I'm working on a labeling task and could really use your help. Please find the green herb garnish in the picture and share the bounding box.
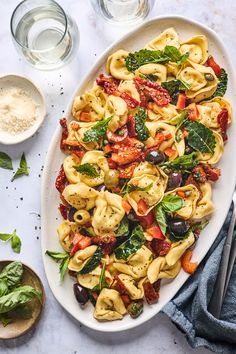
[120,181,153,196]
[0,230,22,254]
[0,152,13,170]
[114,225,145,260]
[83,117,112,143]
[11,153,29,182]
[115,216,130,237]
[134,107,150,141]
[161,152,199,171]
[161,80,190,104]
[79,246,103,274]
[74,163,99,177]
[184,121,216,154]
[45,251,70,281]
[92,261,108,293]
[209,68,228,98]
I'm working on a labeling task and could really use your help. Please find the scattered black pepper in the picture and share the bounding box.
[35,226,37,230]
[37,236,39,240]
[20,197,23,201]
[38,174,41,178]
[6,186,8,189]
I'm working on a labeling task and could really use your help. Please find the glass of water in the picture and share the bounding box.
[91,0,150,24]
[10,0,79,70]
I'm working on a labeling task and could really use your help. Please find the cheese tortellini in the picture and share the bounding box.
[180,35,208,64]
[145,27,180,50]
[62,182,98,210]
[167,185,200,219]
[68,245,98,272]
[94,289,127,321]
[78,151,109,187]
[106,49,134,80]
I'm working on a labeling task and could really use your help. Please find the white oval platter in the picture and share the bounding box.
[41,15,236,332]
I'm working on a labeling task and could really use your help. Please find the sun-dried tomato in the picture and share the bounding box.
[58,204,68,219]
[120,92,139,108]
[192,166,207,183]
[134,77,171,107]
[203,164,221,182]
[55,165,68,193]
[217,108,228,141]
[121,294,132,307]
[150,239,171,257]
[91,235,117,255]
[60,118,69,151]
[114,275,128,295]
[143,281,161,304]
[96,74,120,95]
[118,162,137,179]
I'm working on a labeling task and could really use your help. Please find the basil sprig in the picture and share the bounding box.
[0,230,22,253]
[114,225,145,260]
[46,251,70,281]
[74,163,99,177]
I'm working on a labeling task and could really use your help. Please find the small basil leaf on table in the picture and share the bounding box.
[10,230,22,253]
[114,225,145,260]
[79,246,103,274]
[0,261,23,287]
[0,285,42,314]
[184,121,216,154]
[11,153,29,181]
[0,152,13,170]
[74,163,99,177]
[83,117,112,143]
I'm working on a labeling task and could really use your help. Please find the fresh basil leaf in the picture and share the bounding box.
[74,163,99,177]
[125,49,169,72]
[80,247,103,274]
[0,262,23,288]
[92,261,108,293]
[185,121,216,154]
[135,107,150,141]
[0,233,13,241]
[155,204,167,235]
[0,280,8,297]
[45,251,69,260]
[114,225,145,260]
[209,68,228,98]
[163,46,189,64]
[0,285,42,314]
[0,152,13,170]
[10,230,21,254]
[120,181,153,196]
[12,304,32,320]
[11,153,29,181]
[59,257,70,281]
[116,216,130,237]
[83,117,112,143]
[161,195,184,213]
[161,152,199,171]
[175,110,189,132]
[0,314,12,327]
[161,80,190,104]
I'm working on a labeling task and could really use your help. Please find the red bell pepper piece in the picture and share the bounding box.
[206,56,221,77]
[176,93,186,110]
[80,112,92,122]
[136,210,155,228]
[164,147,176,157]
[146,226,165,240]
[122,200,132,214]
[188,103,199,121]
[137,199,149,215]
[70,233,91,257]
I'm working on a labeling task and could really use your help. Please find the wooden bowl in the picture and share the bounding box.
[0,261,45,339]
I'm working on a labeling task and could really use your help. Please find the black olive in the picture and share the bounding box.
[167,172,182,190]
[185,145,194,155]
[168,218,189,236]
[73,283,89,306]
[145,150,166,165]
[96,184,106,192]
[68,207,77,222]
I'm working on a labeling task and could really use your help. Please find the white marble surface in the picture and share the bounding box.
[0,0,235,353]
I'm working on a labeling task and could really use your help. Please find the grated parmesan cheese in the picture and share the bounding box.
[0,87,37,134]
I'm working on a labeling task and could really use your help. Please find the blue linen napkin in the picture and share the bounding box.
[162,208,236,353]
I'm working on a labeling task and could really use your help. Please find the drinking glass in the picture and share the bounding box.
[10,0,79,70]
[91,0,150,24]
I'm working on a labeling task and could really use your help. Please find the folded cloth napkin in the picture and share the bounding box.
[162,207,236,354]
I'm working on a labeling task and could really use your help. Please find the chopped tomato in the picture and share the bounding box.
[111,146,142,165]
[80,112,92,122]
[107,157,117,169]
[70,234,91,256]
[122,199,132,214]
[188,103,198,121]
[127,114,137,138]
[192,165,207,183]
[217,108,228,141]
[203,165,221,182]
[176,93,186,110]
[107,125,128,143]
[207,56,221,77]
[177,190,185,198]
[136,210,155,228]
[104,144,113,154]
[164,147,176,157]
[181,249,198,274]
[147,226,165,240]
[137,199,149,215]
[118,162,137,179]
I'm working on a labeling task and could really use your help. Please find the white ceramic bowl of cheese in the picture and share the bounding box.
[0,74,46,145]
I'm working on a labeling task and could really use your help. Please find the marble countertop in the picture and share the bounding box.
[0,0,235,353]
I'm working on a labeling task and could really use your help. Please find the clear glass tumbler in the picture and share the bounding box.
[10,0,79,70]
[91,0,150,24]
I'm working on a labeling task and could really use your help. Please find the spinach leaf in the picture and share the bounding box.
[11,153,29,181]
[116,216,130,237]
[210,68,228,98]
[92,261,108,293]
[155,195,184,234]
[161,152,199,171]
[185,121,216,154]
[114,225,145,260]
[0,286,42,314]
[83,117,112,143]
[0,152,13,170]
[161,80,190,104]
[0,262,23,287]
[46,251,70,281]
[74,163,99,177]
[0,280,8,297]
[0,231,22,254]
[120,181,153,196]
[134,107,150,141]
[125,46,189,72]
[79,247,103,274]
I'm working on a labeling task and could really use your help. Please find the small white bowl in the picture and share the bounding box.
[0,74,46,145]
